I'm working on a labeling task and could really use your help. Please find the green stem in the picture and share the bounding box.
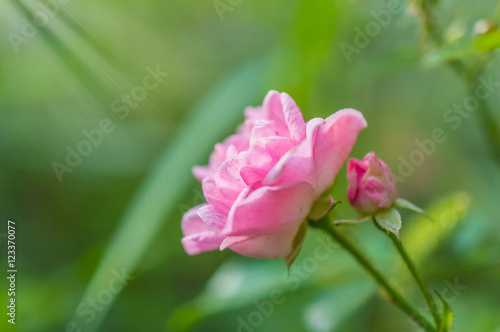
[309,218,436,332]
[375,220,441,326]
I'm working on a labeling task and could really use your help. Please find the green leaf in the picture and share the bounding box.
[396,198,433,222]
[435,290,453,332]
[474,29,500,52]
[308,195,341,220]
[423,37,476,67]
[286,220,309,269]
[403,192,470,265]
[423,28,500,67]
[69,55,272,332]
[374,208,402,242]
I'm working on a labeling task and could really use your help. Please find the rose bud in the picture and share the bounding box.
[181,90,367,259]
[347,152,398,214]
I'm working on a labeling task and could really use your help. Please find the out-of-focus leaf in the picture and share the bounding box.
[374,208,402,242]
[423,38,476,67]
[403,192,470,264]
[396,198,433,221]
[302,281,374,332]
[435,290,453,332]
[286,220,309,269]
[70,55,272,332]
[474,29,500,52]
[423,29,500,67]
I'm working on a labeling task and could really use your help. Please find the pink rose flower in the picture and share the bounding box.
[181,91,367,258]
[347,152,398,214]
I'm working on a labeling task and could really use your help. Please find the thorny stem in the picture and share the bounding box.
[309,217,436,332]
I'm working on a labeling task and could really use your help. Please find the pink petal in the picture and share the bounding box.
[239,147,275,185]
[262,118,324,187]
[252,136,295,161]
[262,90,286,124]
[347,157,367,203]
[220,224,302,258]
[249,121,277,143]
[313,108,367,196]
[281,93,306,143]
[181,205,207,235]
[214,154,246,200]
[202,178,233,214]
[181,205,224,255]
[222,181,315,236]
[197,204,226,233]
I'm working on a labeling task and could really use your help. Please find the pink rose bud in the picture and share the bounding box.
[181,91,367,259]
[347,152,398,214]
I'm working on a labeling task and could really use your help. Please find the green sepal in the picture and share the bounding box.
[374,208,402,242]
[307,195,341,221]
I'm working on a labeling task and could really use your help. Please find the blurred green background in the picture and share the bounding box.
[1,0,500,331]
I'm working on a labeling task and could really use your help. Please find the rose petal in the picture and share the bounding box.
[197,204,226,233]
[239,147,275,185]
[262,90,285,124]
[347,157,367,203]
[313,108,367,196]
[281,92,306,143]
[262,118,324,187]
[222,181,315,235]
[214,154,246,200]
[220,223,302,258]
[181,205,224,255]
[202,178,233,214]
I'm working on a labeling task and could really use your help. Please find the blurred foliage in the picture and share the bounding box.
[1,0,500,331]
